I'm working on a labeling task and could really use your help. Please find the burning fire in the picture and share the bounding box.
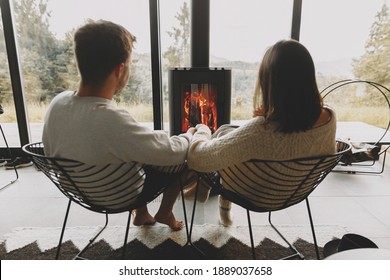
[182,84,217,133]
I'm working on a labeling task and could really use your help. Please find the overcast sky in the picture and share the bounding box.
[47,0,386,63]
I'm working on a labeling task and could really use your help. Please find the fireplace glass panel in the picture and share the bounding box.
[182,83,218,133]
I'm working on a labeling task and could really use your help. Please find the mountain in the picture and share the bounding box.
[315,58,354,78]
[211,54,354,78]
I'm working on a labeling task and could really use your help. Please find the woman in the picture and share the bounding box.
[186,39,336,226]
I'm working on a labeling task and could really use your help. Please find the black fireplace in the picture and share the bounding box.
[169,68,231,135]
[168,0,231,136]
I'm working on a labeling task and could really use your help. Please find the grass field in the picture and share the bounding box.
[1,102,388,129]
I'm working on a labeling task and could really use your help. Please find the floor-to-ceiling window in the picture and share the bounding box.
[1,0,192,149]
[10,0,154,144]
[160,0,191,129]
[210,0,294,121]
[300,0,389,129]
[1,0,389,153]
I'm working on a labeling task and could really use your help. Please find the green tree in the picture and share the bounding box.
[114,54,145,105]
[161,1,190,103]
[353,3,390,93]
[163,2,190,68]
[13,0,70,102]
[14,0,55,57]
[1,0,154,111]
[0,14,13,104]
[0,0,63,102]
[0,44,12,104]
[54,30,80,93]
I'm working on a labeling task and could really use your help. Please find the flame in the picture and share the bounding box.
[182,85,217,133]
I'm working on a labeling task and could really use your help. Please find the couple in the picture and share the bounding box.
[43,20,336,230]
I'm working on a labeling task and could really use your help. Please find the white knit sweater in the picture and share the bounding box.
[187,108,337,172]
[43,91,192,166]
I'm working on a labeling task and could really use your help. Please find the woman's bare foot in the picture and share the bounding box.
[154,212,184,231]
[132,209,156,226]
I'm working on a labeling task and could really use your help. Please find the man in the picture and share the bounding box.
[43,20,194,230]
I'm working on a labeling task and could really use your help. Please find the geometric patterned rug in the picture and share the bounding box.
[0,224,348,260]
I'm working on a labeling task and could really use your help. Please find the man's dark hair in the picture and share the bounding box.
[74,20,136,88]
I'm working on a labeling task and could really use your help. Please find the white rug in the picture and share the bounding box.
[1,224,349,253]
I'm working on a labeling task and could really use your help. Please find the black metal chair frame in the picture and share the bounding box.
[23,142,187,260]
[191,141,351,260]
[0,123,19,191]
[179,174,208,257]
[322,79,390,175]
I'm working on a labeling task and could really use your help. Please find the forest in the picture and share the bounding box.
[0,0,389,126]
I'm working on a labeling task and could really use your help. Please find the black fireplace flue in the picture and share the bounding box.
[169,0,231,136]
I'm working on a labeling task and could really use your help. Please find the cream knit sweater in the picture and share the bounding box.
[187,108,337,172]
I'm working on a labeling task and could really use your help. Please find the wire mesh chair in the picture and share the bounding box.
[322,79,390,174]
[22,142,186,260]
[197,140,351,260]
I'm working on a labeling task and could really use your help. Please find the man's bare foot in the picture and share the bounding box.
[132,210,156,226]
[154,212,184,231]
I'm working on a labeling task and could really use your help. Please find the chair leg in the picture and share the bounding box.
[0,124,19,191]
[58,200,109,260]
[180,182,191,245]
[122,210,132,259]
[56,199,72,260]
[246,209,256,259]
[268,212,304,260]
[188,176,200,243]
[180,176,200,245]
[305,198,320,260]
[180,175,206,256]
[75,213,109,260]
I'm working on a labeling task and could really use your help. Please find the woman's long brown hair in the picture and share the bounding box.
[254,40,323,133]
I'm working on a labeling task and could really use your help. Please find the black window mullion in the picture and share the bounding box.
[149,0,164,131]
[291,0,302,41]
[0,0,31,147]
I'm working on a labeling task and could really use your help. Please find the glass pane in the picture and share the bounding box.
[12,0,153,142]
[210,0,293,121]
[160,0,191,129]
[0,9,20,148]
[300,0,389,129]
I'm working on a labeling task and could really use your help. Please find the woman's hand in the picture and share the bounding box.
[186,127,196,135]
[253,106,265,117]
